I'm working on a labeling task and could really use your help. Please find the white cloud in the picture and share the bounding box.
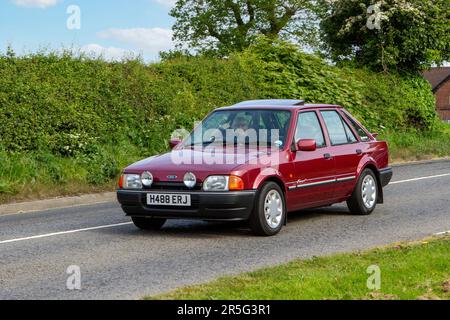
[12,0,60,9]
[97,28,174,56]
[155,0,177,7]
[80,44,137,62]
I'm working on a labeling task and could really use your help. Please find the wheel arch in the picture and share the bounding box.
[251,167,287,193]
[359,162,384,204]
[254,175,288,225]
[259,176,286,195]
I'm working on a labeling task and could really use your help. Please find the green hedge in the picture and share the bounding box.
[0,51,258,157]
[0,40,441,199]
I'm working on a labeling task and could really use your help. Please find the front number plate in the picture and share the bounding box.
[147,193,191,207]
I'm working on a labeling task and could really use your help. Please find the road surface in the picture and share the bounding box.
[0,160,449,299]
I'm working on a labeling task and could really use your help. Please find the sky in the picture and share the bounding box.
[0,0,177,62]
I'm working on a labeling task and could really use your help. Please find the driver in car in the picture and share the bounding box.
[232,115,250,131]
[231,115,254,146]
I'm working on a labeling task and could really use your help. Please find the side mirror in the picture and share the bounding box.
[296,139,317,152]
[169,138,182,149]
[371,132,379,139]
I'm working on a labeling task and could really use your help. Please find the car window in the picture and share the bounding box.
[203,112,229,131]
[229,112,254,131]
[321,111,350,145]
[343,112,370,142]
[274,112,291,131]
[184,109,291,148]
[342,119,358,143]
[295,112,326,148]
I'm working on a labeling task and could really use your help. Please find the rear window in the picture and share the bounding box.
[342,112,370,142]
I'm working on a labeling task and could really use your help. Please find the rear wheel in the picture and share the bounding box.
[249,182,286,236]
[347,169,378,215]
[131,217,166,230]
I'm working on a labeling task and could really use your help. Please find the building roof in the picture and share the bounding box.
[422,67,450,92]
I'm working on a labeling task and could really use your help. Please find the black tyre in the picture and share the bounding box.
[249,182,286,236]
[347,169,378,215]
[131,217,166,230]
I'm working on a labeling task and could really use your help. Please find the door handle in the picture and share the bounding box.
[356,149,363,155]
[324,153,333,160]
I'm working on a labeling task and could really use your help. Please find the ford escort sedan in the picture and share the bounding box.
[117,100,393,236]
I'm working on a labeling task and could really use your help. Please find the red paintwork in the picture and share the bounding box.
[123,104,390,212]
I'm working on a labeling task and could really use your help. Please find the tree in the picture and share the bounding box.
[170,0,318,55]
[319,0,450,73]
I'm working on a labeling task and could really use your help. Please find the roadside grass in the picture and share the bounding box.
[384,127,450,162]
[0,142,145,204]
[149,236,450,300]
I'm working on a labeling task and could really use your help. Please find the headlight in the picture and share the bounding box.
[203,175,245,191]
[203,176,230,191]
[121,174,142,189]
[141,171,153,187]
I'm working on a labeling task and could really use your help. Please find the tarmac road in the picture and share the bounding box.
[0,160,449,299]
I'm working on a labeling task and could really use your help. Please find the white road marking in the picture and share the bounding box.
[434,231,450,236]
[390,173,450,185]
[0,222,133,245]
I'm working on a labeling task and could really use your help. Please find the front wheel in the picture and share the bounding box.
[249,182,286,236]
[131,217,166,230]
[347,169,378,215]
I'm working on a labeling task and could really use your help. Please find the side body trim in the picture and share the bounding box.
[287,176,356,191]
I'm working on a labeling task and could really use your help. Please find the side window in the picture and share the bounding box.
[343,112,370,142]
[295,112,326,148]
[321,110,351,145]
[343,120,358,143]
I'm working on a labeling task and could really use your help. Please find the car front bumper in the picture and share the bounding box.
[117,190,256,221]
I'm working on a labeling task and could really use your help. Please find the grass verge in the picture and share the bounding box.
[0,142,144,204]
[149,236,450,300]
[384,126,450,162]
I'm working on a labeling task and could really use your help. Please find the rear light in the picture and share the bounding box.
[229,175,244,191]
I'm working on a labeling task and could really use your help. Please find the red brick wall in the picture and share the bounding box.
[435,80,450,121]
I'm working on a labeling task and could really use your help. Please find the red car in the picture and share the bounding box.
[117,100,393,236]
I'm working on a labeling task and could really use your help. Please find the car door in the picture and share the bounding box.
[290,111,336,210]
[319,110,361,200]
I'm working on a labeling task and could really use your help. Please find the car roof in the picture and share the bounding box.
[216,100,341,112]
